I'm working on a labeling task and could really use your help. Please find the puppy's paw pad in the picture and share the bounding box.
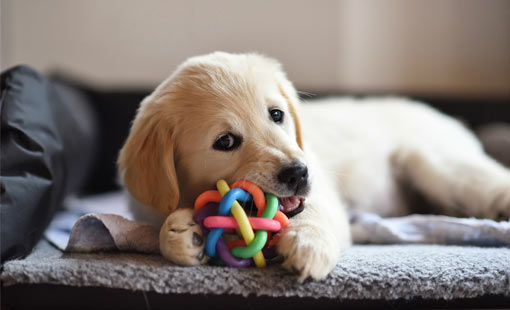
[491,190,510,221]
[159,209,208,266]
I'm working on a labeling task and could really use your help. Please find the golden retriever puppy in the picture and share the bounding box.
[118,52,510,281]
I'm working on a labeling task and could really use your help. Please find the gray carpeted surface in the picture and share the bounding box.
[2,240,509,300]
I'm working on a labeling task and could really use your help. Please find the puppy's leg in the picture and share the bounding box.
[392,144,510,220]
[159,208,208,265]
[277,165,351,282]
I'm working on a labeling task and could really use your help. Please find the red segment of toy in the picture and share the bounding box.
[227,239,247,249]
[268,234,280,247]
[194,190,222,211]
[204,216,281,231]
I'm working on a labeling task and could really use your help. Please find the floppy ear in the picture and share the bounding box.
[278,81,304,150]
[118,97,179,216]
[287,102,303,150]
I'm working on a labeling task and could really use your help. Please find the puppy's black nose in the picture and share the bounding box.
[277,162,308,193]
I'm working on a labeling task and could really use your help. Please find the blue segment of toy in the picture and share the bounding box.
[204,188,251,257]
[218,188,251,215]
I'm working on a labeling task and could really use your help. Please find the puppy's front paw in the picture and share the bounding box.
[277,222,342,282]
[159,208,208,266]
[489,188,510,221]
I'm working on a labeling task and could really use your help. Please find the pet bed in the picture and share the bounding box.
[2,192,510,309]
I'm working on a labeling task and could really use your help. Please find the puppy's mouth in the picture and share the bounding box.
[278,196,305,218]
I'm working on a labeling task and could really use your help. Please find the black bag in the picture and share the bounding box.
[1,66,97,262]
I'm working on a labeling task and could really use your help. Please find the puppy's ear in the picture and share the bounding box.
[118,97,179,216]
[278,80,304,150]
[287,102,303,150]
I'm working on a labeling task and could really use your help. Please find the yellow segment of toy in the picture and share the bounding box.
[216,179,266,267]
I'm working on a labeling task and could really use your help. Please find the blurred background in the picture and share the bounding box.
[2,0,509,97]
[1,0,510,194]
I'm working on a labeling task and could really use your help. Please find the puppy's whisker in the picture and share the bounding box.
[330,171,348,178]
[297,90,316,98]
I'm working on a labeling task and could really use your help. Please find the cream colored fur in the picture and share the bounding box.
[118,52,510,282]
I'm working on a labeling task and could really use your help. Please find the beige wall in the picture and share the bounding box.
[339,0,510,97]
[2,0,509,97]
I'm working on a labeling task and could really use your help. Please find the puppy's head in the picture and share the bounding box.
[118,52,309,216]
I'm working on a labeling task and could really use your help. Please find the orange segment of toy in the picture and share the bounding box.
[194,190,222,211]
[231,180,266,209]
[272,212,289,229]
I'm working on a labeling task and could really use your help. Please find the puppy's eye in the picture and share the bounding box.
[213,133,242,151]
[269,109,284,124]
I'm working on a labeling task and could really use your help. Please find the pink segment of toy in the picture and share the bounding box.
[203,216,281,232]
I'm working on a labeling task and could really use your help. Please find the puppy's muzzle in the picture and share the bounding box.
[277,162,309,195]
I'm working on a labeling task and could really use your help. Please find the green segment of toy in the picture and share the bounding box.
[230,193,279,258]
[261,194,278,219]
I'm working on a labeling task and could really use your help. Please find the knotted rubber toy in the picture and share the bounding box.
[193,180,289,267]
